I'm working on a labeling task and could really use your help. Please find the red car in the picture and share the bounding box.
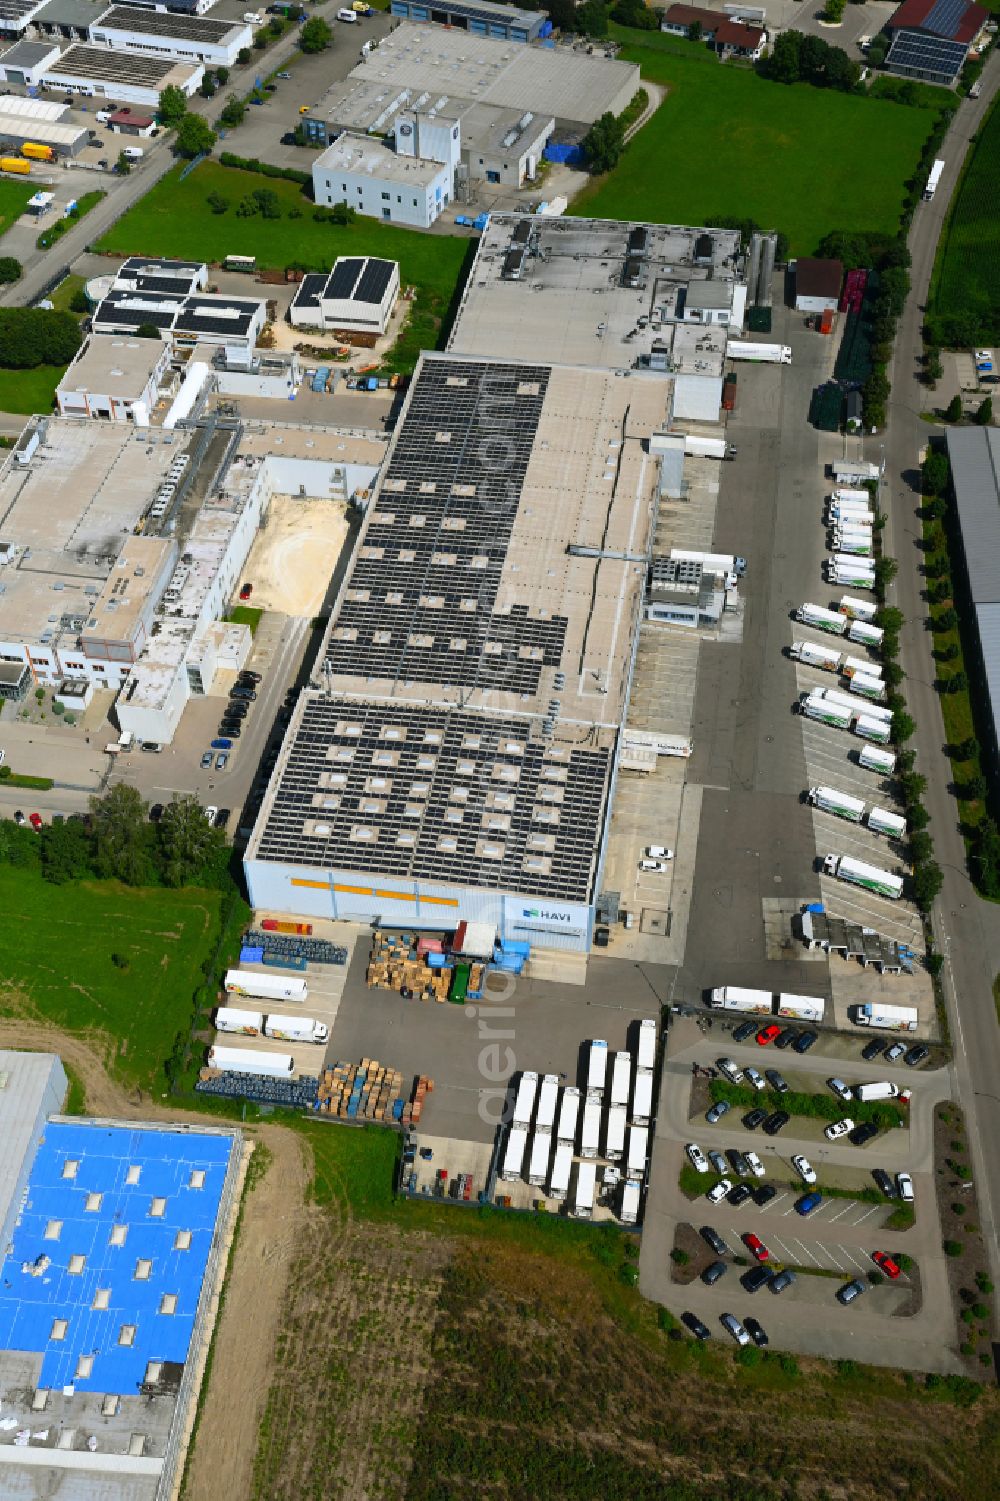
[872,1251,900,1280]
[28,812,42,831]
[756,1024,782,1046]
[239,582,253,600]
[743,1232,769,1262]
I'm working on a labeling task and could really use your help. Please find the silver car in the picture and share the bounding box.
[721,1313,750,1345]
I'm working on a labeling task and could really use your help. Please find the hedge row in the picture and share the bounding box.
[219,151,311,188]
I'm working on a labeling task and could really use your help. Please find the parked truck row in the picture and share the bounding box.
[215,1006,329,1044]
[799,690,892,744]
[707,987,825,1022]
[807,786,907,838]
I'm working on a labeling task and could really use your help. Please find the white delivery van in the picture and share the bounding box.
[338,6,358,18]
[123,146,144,161]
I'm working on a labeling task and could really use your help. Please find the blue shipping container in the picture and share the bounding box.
[240,945,265,964]
[262,954,308,971]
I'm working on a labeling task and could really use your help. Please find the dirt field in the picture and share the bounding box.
[242,496,350,617]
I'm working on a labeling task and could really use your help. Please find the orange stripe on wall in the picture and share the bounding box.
[289,878,458,908]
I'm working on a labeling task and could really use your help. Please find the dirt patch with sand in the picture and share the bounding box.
[241,496,350,617]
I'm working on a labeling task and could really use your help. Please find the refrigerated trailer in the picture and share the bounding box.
[207,1045,294,1078]
[831,552,875,574]
[572,1160,597,1218]
[620,1178,641,1226]
[214,1006,263,1036]
[823,853,904,900]
[859,743,896,774]
[264,1014,329,1045]
[556,1085,581,1144]
[501,1125,528,1181]
[867,805,907,838]
[796,603,848,635]
[849,673,886,702]
[855,714,892,745]
[848,619,884,647]
[842,656,883,679]
[822,688,890,721]
[709,986,773,1013]
[586,1039,608,1096]
[670,548,747,578]
[605,1102,627,1161]
[580,1096,602,1157]
[839,595,877,622]
[829,565,875,589]
[776,993,824,1022]
[851,1002,918,1031]
[791,640,842,672]
[808,786,865,822]
[831,488,873,504]
[535,1073,559,1132]
[528,1129,552,1187]
[801,692,852,730]
[924,158,944,200]
[637,1018,657,1070]
[224,969,307,1003]
[610,1051,632,1108]
[831,532,874,557]
[548,1140,573,1199]
[513,1071,539,1129]
[728,340,792,363]
[632,1066,654,1126]
[627,1124,649,1180]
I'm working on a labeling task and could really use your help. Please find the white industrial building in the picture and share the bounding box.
[288,256,400,337]
[0,37,61,86]
[39,42,203,105]
[244,353,666,955]
[89,5,253,70]
[93,287,267,356]
[56,333,172,421]
[0,1051,68,1258]
[312,131,452,230]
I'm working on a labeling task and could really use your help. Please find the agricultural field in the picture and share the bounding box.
[928,93,1000,346]
[95,162,472,369]
[575,35,932,254]
[0,865,227,1093]
[188,1123,999,1501]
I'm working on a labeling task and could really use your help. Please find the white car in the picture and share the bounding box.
[717,1057,743,1084]
[644,845,674,860]
[828,1077,853,1102]
[825,1117,855,1141]
[204,804,218,824]
[745,1066,766,1092]
[639,858,672,872]
[706,1178,732,1204]
[792,1154,817,1184]
[896,1171,914,1202]
[686,1142,710,1174]
[745,1151,765,1179]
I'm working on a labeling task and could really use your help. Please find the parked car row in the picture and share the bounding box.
[860,1037,930,1067]
[731,1022,818,1051]
[215,669,262,745]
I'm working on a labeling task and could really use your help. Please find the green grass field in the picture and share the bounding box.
[0,364,64,415]
[0,867,223,1093]
[928,93,1000,342]
[0,178,33,236]
[575,34,932,253]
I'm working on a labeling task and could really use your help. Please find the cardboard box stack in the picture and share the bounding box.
[400,1073,433,1128]
[316,1057,407,1120]
[366,930,451,1003]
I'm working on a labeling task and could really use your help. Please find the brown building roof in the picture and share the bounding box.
[795,257,844,300]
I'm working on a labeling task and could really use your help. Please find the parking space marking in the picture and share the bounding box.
[837,1244,871,1273]
[787,1237,825,1269]
[851,1203,883,1225]
[759,1191,789,1214]
[826,1201,857,1223]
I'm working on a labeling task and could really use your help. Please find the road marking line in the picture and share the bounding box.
[827,1202,855,1223]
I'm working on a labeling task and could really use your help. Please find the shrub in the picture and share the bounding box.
[944,1240,963,1257]
[0,255,21,283]
[670,1248,690,1265]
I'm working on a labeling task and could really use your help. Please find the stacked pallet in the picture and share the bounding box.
[365,931,451,1003]
[315,1058,406,1121]
[400,1073,434,1128]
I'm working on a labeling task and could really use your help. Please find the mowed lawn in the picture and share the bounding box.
[0,177,34,235]
[0,867,222,1093]
[929,92,1000,334]
[95,161,469,306]
[574,38,932,253]
[0,365,64,414]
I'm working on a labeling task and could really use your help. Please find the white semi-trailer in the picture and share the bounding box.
[620,1178,641,1226]
[671,548,747,576]
[264,1014,329,1045]
[556,1085,581,1144]
[682,435,738,460]
[839,595,877,622]
[513,1071,539,1129]
[501,1125,528,1182]
[821,688,889,721]
[829,564,875,589]
[801,692,852,730]
[627,1124,649,1180]
[207,1045,294,1078]
[831,552,875,574]
[709,986,773,1013]
[823,853,904,900]
[791,640,842,672]
[528,1129,553,1187]
[851,1002,918,1032]
[728,340,792,364]
[776,993,824,1022]
[808,786,865,822]
[867,805,907,838]
[605,1102,627,1162]
[796,603,848,635]
[535,1073,560,1132]
[637,1018,657,1070]
[831,488,873,503]
[224,969,307,1003]
[842,656,883,679]
[924,158,945,200]
[831,532,874,557]
[214,1006,263,1036]
[587,1039,609,1096]
[849,673,887,703]
[580,1096,602,1158]
[548,1141,573,1199]
[832,460,880,484]
[610,1051,632,1108]
[632,1066,654,1126]
[855,714,892,745]
[859,744,897,774]
[848,619,884,647]
[572,1160,597,1218]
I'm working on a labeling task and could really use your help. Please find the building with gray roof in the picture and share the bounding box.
[946,426,1000,765]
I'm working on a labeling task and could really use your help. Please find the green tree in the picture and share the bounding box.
[0,256,21,283]
[954,736,978,761]
[945,394,963,422]
[907,803,929,832]
[974,819,1000,895]
[158,84,188,127]
[40,819,93,885]
[0,308,81,369]
[219,94,247,129]
[199,75,217,99]
[69,288,90,314]
[875,556,898,590]
[207,190,230,215]
[934,607,958,632]
[237,46,252,64]
[964,774,987,801]
[300,15,332,51]
[89,784,154,886]
[975,396,993,425]
[948,670,969,694]
[330,200,355,225]
[577,0,609,35]
[176,113,217,159]
[824,0,845,20]
[892,709,915,743]
[582,111,625,174]
[909,830,933,864]
[159,795,221,887]
[767,30,802,83]
[215,65,230,84]
[912,860,944,911]
[688,19,703,40]
[115,149,131,175]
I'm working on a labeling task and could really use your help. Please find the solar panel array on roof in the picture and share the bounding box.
[923,0,969,34]
[0,1122,235,1396]
[886,27,968,74]
[293,273,326,310]
[95,3,244,40]
[355,258,393,306]
[0,0,43,22]
[327,257,364,301]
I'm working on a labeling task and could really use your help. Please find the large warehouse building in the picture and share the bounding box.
[946,426,1000,769]
[89,5,253,69]
[244,352,668,953]
[38,41,202,104]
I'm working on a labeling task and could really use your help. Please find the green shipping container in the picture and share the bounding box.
[449,962,470,1003]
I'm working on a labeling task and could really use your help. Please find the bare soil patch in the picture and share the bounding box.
[241,496,350,616]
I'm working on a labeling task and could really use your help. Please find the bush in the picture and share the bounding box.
[670,1247,690,1265]
[69,288,90,314]
[219,151,311,187]
[0,255,21,283]
[944,1240,964,1257]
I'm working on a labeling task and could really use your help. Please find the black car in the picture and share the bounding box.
[753,1184,777,1207]
[743,1107,768,1131]
[728,1183,753,1207]
[219,724,242,738]
[682,1312,712,1341]
[732,1020,757,1044]
[764,1069,788,1093]
[742,1264,772,1293]
[239,670,262,684]
[904,1044,930,1068]
[872,1167,896,1198]
[744,1316,769,1347]
[148,803,164,822]
[702,1260,728,1286]
[792,1030,818,1054]
[214,808,230,829]
[226,702,249,718]
[774,1027,797,1050]
[700,1225,729,1256]
[849,1121,878,1147]
[762,1110,790,1136]
[861,1038,886,1061]
[230,686,256,701]
[729,1149,751,1177]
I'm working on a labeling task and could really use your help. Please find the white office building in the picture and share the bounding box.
[312,132,452,230]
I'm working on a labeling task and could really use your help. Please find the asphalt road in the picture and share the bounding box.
[880,51,1000,1323]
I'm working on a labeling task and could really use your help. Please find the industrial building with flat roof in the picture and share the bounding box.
[93,287,266,353]
[348,20,639,126]
[388,0,547,42]
[90,5,253,69]
[312,131,453,230]
[0,37,60,83]
[0,0,50,38]
[289,255,400,336]
[0,1099,241,1501]
[946,426,1000,769]
[448,215,746,421]
[244,352,666,951]
[38,41,203,104]
[0,99,88,152]
[56,333,172,420]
